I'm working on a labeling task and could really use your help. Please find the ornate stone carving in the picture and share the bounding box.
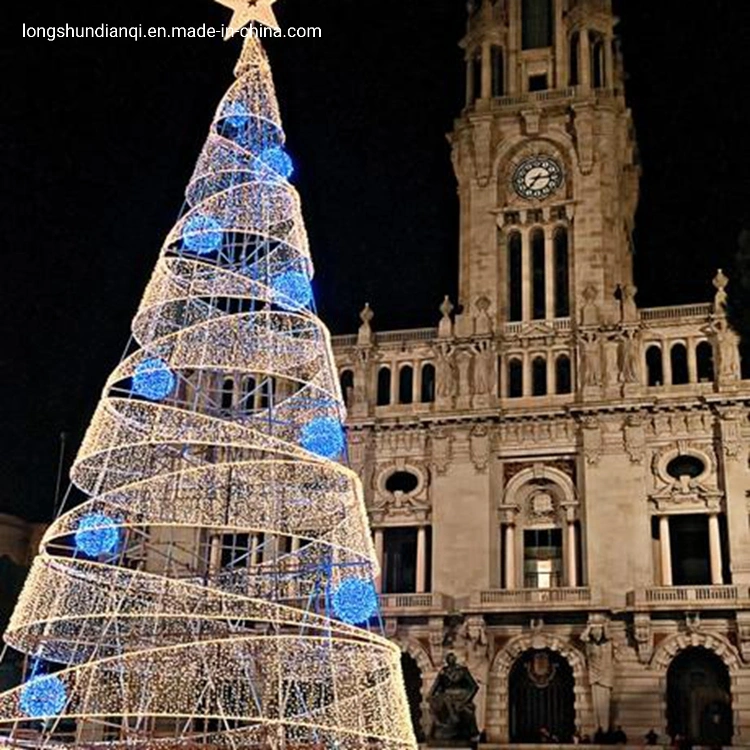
[735,612,750,662]
[581,416,603,466]
[357,302,374,346]
[621,284,638,323]
[371,461,431,524]
[715,406,744,462]
[456,348,473,399]
[430,428,453,476]
[455,617,490,731]
[623,414,646,464]
[438,295,454,339]
[469,425,490,473]
[618,328,640,384]
[713,318,741,385]
[632,613,652,665]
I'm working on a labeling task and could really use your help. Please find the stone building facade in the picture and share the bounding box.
[332,0,750,744]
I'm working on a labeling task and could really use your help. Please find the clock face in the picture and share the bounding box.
[512,156,564,200]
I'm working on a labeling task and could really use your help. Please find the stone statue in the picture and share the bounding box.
[439,296,454,338]
[474,296,493,336]
[428,653,480,744]
[618,330,640,384]
[580,284,601,326]
[457,618,489,732]
[472,344,494,395]
[580,335,602,387]
[581,621,614,731]
[715,320,741,380]
[436,347,457,398]
[357,303,374,346]
[621,284,638,322]
[713,268,729,313]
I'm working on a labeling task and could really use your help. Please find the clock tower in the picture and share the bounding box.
[450,0,639,331]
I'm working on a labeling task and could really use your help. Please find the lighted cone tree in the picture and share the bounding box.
[0,29,416,750]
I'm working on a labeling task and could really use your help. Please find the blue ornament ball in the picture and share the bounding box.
[182,214,223,254]
[132,357,176,401]
[260,146,294,179]
[221,100,250,130]
[20,675,67,717]
[300,416,345,459]
[332,577,378,625]
[272,270,312,309]
[74,513,120,558]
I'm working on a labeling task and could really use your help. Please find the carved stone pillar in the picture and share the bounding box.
[374,528,384,593]
[708,512,723,585]
[567,519,578,588]
[504,523,516,590]
[416,525,428,594]
[659,515,672,586]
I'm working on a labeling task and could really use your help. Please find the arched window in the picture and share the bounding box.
[531,228,546,320]
[377,367,391,406]
[556,355,572,394]
[553,226,569,317]
[508,359,523,398]
[671,343,689,385]
[399,366,414,405]
[421,363,436,403]
[532,356,547,396]
[508,231,523,321]
[222,377,234,410]
[340,369,354,407]
[569,32,580,86]
[696,341,714,382]
[491,46,505,97]
[646,345,663,387]
[591,33,605,88]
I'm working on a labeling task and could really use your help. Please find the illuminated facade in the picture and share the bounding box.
[332,0,750,743]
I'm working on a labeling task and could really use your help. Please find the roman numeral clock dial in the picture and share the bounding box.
[512,155,564,200]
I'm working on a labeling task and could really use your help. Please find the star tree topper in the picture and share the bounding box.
[215,0,280,38]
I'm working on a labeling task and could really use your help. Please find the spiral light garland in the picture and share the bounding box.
[0,36,416,750]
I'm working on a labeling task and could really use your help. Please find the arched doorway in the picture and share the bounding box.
[509,649,575,743]
[401,652,425,742]
[667,647,732,746]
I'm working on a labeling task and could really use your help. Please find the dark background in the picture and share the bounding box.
[2,1,750,520]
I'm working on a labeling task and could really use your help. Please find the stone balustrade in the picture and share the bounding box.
[467,586,592,611]
[626,584,749,609]
[378,591,453,614]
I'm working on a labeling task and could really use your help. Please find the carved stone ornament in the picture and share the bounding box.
[357,302,374,346]
[735,612,750,662]
[716,406,744,462]
[581,416,603,466]
[632,613,653,665]
[371,462,431,525]
[623,414,646,464]
[438,295,454,339]
[430,428,453,476]
[469,425,490,472]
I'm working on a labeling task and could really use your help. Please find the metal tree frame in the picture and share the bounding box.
[0,36,416,750]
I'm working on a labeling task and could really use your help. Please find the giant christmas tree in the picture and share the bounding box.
[0,6,417,750]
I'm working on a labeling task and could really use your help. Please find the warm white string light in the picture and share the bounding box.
[0,34,417,750]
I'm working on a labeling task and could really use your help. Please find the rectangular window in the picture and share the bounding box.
[528,74,549,92]
[524,527,563,589]
[670,514,710,586]
[383,527,418,593]
[522,0,553,50]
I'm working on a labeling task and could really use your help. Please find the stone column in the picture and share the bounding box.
[604,35,614,88]
[687,338,698,383]
[504,524,516,590]
[416,525,428,594]
[567,521,578,587]
[708,513,723,585]
[209,533,222,576]
[521,227,531,321]
[481,41,492,100]
[580,29,592,90]
[659,516,672,586]
[662,341,673,386]
[390,364,398,405]
[466,56,474,106]
[414,361,423,404]
[522,353,532,398]
[374,528,384,592]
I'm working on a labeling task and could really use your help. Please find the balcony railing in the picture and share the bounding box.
[640,303,713,323]
[379,592,452,613]
[627,584,748,608]
[470,586,591,610]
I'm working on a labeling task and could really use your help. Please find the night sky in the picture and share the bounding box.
[2,1,750,521]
